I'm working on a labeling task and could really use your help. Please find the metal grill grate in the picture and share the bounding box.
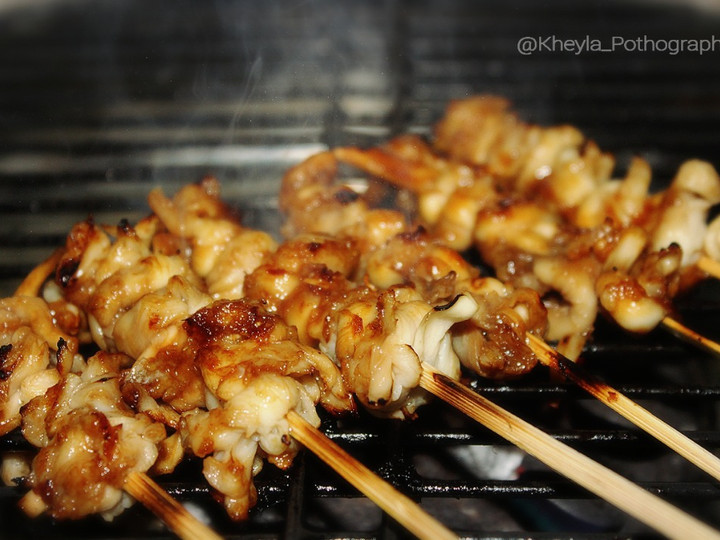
[0,0,719,538]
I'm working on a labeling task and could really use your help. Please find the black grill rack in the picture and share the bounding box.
[1,1,719,538]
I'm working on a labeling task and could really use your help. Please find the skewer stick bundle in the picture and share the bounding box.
[418,363,720,540]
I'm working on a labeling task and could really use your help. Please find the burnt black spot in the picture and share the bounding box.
[54,338,68,364]
[118,218,132,234]
[0,344,13,380]
[56,259,80,287]
[122,384,142,408]
[499,197,513,208]
[553,351,572,378]
[334,188,360,204]
[399,226,427,242]
[434,294,462,311]
[12,476,29,488]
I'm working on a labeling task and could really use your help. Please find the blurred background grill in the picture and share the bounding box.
[0,0,719,538]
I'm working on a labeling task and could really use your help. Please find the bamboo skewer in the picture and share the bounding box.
[286,411,458,540]
[526,333,720,483]
[661,316,720,357]
[660,255,720,355]
[698,255,720,280]
[124,472,224,540]
[418,363,720,540]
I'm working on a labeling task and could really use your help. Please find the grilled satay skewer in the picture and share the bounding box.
[335,133,720,359]
[10,178,715,537]
[330,98,720,361]
[279,142,720,376]
[368,228,720,483]
[2,272,191,531]
[329,129,720,363]
[240,213,720,539]
[5,292,451,540]
[55,214,456,537]
[149,180,712,537]
[335,139,718,358]
[5,243,222,540]
[0,327,184,524]
[5,182,458,537]
[276,153,720,484]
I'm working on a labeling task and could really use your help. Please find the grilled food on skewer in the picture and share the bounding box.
[278,150,548,380]
[148,176,277,301]
[0,146,718,536]
[326,100,720,358]
[0,295,179,520]
[275,156,720,537]
[276,142,720,488]
[243,232,481,416]
[0,296,76,436]
[48,182,356,521]
[18,350,177,520]
[181,298,353,520]
[3,181,466,525]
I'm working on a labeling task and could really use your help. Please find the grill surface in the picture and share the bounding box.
[1,1,719,538]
